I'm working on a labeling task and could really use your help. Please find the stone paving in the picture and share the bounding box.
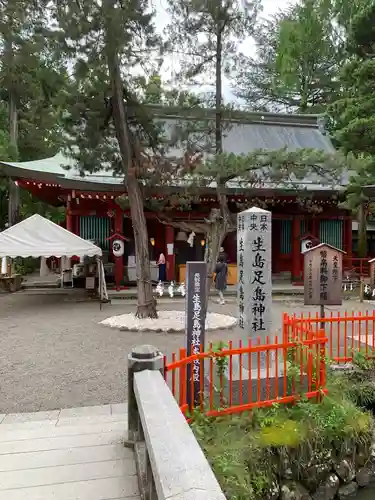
[0,292,373,414]
[0,404,137,500]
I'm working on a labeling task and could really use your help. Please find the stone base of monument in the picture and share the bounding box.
[206,355,309,407]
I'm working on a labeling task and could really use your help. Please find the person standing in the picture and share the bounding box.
[157,252,167,282]
[218,246,228,263]
[215,255,228,305]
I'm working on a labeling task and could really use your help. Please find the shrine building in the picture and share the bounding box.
[0,106,353,289]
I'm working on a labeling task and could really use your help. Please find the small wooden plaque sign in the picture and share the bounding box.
[369,258,375,287]
[303,243,344,306]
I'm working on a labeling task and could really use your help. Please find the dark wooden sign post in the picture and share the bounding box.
[303,243,345,326]
[369,258,375,288]
[185,261,208,407]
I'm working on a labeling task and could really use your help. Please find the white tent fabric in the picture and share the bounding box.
[0,214,102,258]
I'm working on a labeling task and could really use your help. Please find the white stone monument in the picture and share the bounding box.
[237,207,272,367]
[1,257,7,275]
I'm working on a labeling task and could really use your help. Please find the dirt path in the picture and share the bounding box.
[0,293,371,413]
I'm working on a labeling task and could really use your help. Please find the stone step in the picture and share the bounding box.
[0,404,137,500]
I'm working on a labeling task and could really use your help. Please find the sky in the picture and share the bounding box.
[153,0,296,101]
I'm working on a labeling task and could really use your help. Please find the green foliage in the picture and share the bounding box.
[191,379,373,500]
[210,341,229,377]
[236,0,343,113]
[135,73,203,108]
[52,0,162,176]
[19,189,66,223]
[165,0,261,89]
[337,350,375,409]
[352,349,375,371]
[0,0,69,161]
[328,1,375,217]
[13,257,39,275]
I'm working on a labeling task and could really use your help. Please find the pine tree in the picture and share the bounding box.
[52,0,166,318]
[0,0,69,225]
[165,0,261,303]
[328,1,375,256]
[165,0,347,305]
[236,0,344,113]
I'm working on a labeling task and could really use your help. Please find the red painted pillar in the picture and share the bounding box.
[75,214,80,236]
[66,198,73,232]
[165,226,175,281]
[291,215,301,281]
[114,207,123,290]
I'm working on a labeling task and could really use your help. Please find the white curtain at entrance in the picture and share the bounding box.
[1,257,7,274]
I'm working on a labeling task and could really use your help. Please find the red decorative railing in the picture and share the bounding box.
[284,311,375,363]
[164,332,327,418]
[343,257,370,277]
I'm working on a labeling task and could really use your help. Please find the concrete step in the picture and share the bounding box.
[0,404,137,500]
[23,282,60,289]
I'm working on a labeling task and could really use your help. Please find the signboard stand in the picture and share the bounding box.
[237,206,272,369]
[185,261,208,408]
[320,304,325,331]
[214,207,286,407]
[303,243,345,330]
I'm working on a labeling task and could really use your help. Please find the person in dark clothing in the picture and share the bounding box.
[218,246,228,263]
[215,255,228,305]
[157,252,167,282]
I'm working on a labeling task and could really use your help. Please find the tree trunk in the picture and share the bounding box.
[204,209,228,305]
[215,30,223,155]
[127,172,157,318]
[105,11,156,318]
[6,35,19,226]
[203,28,232,311]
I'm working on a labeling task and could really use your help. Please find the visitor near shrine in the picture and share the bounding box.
[157,252,167,282]
[214,255,228,305]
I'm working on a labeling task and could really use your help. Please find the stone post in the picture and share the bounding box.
[237,206,272,369]
[1,257,7,275]
[40,257,49,277]
[127,345,164,442]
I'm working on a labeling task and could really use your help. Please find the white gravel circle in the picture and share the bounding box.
[99,310,237,332]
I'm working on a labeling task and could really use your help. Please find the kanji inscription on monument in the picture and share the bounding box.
[237,207,272,346]
[185,261,208,406]
[303,243,344,306]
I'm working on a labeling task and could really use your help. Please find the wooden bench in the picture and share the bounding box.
[0,274,22,293]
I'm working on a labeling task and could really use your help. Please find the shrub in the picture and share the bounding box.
[191,378,374,500]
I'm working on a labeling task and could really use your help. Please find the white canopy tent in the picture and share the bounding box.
[0,214,108,301]
[0,214,102,258]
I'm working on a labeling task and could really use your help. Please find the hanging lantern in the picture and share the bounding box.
[112,239,124,257]
[176,231,187,242]
[150,237,155,246]
[201,239,205,247]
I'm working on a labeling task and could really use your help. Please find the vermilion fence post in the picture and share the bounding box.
[318,328,327,401]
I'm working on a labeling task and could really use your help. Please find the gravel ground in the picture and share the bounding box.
[0,292,372,413]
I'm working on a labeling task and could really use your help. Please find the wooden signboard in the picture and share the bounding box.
[303,243,344,306]
[185,261,208,406]
[369,258,375,287]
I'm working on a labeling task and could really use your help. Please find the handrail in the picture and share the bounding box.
[133,369,226,500]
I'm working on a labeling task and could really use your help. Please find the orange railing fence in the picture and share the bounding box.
[164,309,375,418]
[164,332,327,418]
[284,311,375,364]
[343,257,370,277]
